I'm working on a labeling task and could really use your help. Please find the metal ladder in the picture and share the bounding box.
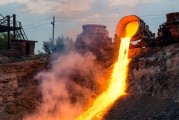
[0,14,28,40]
[16,23,28,40]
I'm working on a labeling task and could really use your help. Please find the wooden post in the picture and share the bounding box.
[51,16,55,52]
[13,14,16,40]
[7,15,11,49]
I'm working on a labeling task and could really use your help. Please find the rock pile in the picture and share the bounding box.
[127,43,179,102]
[0,57,47,117]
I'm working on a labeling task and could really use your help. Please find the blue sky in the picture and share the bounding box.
[0,0,179,53]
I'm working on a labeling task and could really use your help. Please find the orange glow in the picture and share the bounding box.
[77,20,139,120]
[125,21,139,37]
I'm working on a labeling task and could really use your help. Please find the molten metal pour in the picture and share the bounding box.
[77,19,139,120]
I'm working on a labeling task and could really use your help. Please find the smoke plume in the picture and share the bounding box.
[23,52,105,120]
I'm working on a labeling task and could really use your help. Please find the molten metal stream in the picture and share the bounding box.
[77,21,139,120]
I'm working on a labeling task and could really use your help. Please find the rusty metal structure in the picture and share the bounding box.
[0,14,36,56]
[115,15,155,48]
[115,13,179,49]
[157,12,179,44]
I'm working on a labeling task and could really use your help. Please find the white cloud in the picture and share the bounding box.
[0,0,95,15]
[108,0,160,7]
[53,0,95,16]
[80,14,100,21]
[0,0,28,5]
[0,0,160,16]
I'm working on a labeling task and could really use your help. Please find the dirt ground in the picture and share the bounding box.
[0,95,178,120]
[104,95,179,120]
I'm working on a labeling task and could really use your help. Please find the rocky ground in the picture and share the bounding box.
[127,43,179,101]
[0,43,178,120]
[105,95,179,120]
[0,55,47,120]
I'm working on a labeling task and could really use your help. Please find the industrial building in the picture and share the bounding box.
[76,24,112,56]
[157,12,179,43]
[0,14,36,56]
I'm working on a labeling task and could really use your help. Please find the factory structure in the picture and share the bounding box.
[157,12,179,43]
[0,14,36,56]
[76,12,179,53]
[76,24,112,56]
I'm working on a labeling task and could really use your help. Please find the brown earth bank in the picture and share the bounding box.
[0,56,48,120]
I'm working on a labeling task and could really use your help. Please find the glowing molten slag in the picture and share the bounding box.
[77,21,139,120]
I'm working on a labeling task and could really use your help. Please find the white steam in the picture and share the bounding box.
[23,52,105,120]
